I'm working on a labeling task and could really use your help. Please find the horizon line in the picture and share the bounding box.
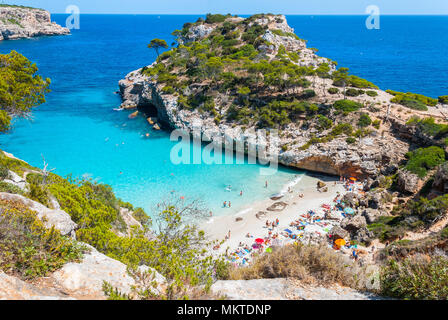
[50,13,448,16]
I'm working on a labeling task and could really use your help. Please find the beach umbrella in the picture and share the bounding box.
[265,247,272,253]
[344,207,355,215]
[255,238,264,244]
[335,239,346,247]
[350,177,357,181]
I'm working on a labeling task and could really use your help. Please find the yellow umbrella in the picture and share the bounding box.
[335,239,346,247]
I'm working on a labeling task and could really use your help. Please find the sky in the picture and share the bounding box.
[4,0,448,15]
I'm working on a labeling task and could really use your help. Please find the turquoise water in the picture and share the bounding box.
[1,15,447,216]
[0,15,302,216]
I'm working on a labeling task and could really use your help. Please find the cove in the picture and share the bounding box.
[1,14,447,218]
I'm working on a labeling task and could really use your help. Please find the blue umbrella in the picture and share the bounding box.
[344,207,355,215]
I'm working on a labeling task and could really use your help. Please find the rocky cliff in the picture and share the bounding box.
[119,14,447,179]
[0,5,69,41]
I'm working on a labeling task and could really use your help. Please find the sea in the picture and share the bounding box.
[0,14,447,217]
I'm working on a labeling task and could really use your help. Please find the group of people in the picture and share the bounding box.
[223,201,232,208]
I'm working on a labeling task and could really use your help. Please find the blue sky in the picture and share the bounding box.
[5,0,448,14]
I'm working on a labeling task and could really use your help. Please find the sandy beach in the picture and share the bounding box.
[201,173,349,260]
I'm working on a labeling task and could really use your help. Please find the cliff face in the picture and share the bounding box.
[0,6,69,41]
[118,14,433,179]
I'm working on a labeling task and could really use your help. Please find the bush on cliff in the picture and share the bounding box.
[381,256,448,300]
[404,146,445,178]
[387,90,437,110]
[439,95,448,104]
[0,199,85,280]
[333,99,362,113]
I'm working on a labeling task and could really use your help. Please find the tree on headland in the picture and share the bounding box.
[147,38,168,58]
[332,67,350,99]
[0,50,50,132]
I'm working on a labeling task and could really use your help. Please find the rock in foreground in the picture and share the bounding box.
[211,278,382,300]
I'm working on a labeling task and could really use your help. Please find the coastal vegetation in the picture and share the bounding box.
[0,50,50,132]
[386,90,438,111]
[0,50,222,299]
[0,199,85,280]
[228,243,370,290]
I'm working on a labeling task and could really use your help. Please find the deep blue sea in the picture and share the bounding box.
[0,15,447,217]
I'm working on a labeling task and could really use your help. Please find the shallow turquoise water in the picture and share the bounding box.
[1,14,447,217]
[0,15,302,216]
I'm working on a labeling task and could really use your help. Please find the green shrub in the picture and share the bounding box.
[316,115,333,131]
[404,146,445,178]
[406,117,448,138]
[205,13,227,24]
[439,95,448,104]
[300,89,316,99]
[0,199,85,280]
[331,123,353,136]
[387,90,437,109]
[358,113,372,128]
[372,119,381,129]
[0,181,24,195]
[346,137,356,144]
[381,256,448,300]
[161,86,175,94]
[366,90,378,97]
[333,99,362,113]
[346,88,363,97]
[0,164,9,180]
[328,87,339,95]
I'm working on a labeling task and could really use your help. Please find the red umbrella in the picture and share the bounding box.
[255,238,264,244]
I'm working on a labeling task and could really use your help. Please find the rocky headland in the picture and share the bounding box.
[119,14,447,179]
[0,5,69,41]
[117,13,448,300]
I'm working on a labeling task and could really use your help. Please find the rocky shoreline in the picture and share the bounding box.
[118,14,445,180]
[0,6,69,41]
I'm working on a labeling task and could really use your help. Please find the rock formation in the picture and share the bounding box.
[0,5,69,41]
[118,14,424,179]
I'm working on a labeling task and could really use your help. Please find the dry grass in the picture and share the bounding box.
[229,243,369,290]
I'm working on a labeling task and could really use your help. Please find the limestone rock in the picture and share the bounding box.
[118,207,143,235]
[329,226,349,240]
[267,201,288,212]
[317,181,326,188]
[362,208,386,224]
[342,192,359,207]
[396,169,420,194]
[210,278,381,300]
[0,272,73,300]
[341,215,367,233]
[3,170,27,191]
[353,227,374,246]
[0,192,77,237]
[0,6,69,41]
[432,162,448,193]
[50,243,136,299]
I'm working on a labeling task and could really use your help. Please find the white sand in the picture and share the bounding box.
[201,173,347,257]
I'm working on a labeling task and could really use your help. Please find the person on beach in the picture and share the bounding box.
[223,201,227,208]
[228,230,231,239]
[276,218,279,226]
[266,220,269,228]
[209,211,213,217]
[229,201,231,208]
[265,181,268,188]
[240,190,243,196]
